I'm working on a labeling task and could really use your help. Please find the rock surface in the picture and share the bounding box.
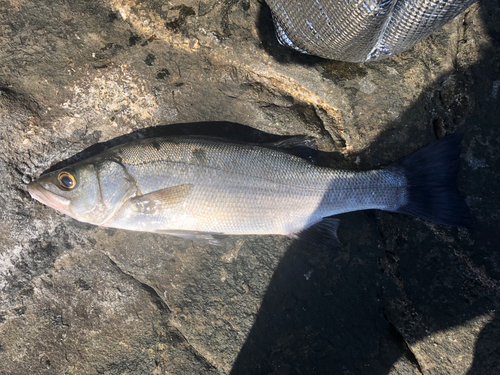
[0,0,499,374]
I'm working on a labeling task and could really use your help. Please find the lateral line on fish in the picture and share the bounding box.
[126,158,350,192]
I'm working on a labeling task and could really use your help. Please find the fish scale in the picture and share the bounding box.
[101,137,404,235]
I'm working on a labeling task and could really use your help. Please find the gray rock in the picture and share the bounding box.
[0,0,498,374]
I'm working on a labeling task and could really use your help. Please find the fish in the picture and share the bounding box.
[265,0,476,62]
[27,134,471,245]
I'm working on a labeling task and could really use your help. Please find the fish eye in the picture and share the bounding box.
[57,170,77,190]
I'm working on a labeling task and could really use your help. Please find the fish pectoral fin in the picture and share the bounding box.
[156,229,227,246]
[130,183,194,214]
[292,217,342,247]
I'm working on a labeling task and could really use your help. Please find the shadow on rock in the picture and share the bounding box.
[467,317,500,374]
[231,211,413,374]
[256,2,323,66]
[232,1,500,373]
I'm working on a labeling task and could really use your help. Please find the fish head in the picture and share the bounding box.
[28,159,136,225]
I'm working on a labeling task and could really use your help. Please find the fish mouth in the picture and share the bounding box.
[28,182,71,213]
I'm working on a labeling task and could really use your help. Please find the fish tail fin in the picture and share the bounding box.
[388,135,472,227]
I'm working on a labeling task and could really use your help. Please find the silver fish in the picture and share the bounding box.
[28,135,471,245]
[266,0,476,62]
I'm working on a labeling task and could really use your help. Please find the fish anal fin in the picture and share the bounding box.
[156,229,227,246]
[131,183,193,214]
[293,217,341,247]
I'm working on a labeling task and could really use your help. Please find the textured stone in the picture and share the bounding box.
[0,0,499,374]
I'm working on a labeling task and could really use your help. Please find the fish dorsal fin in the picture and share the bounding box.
[155,229,227,246]
[131,183,193,214]
[291,217,341,247]
[265,136,318,164]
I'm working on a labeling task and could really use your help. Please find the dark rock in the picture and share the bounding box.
[0,0,498,374]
